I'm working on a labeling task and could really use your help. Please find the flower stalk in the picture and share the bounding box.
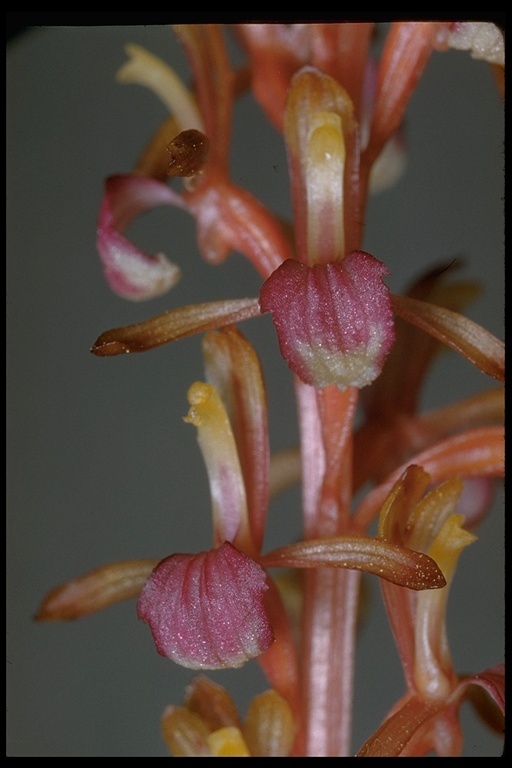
[35,22,504,757]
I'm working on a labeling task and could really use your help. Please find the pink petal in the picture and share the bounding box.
[97,174,184,300]
[137,542,274,669]
[259,252,395,390]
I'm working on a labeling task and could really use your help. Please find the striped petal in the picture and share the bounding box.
[259,252,395,390]
[137,542,274,669]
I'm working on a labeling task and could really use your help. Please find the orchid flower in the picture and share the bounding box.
[91,24,503,396]
[36,22,504,757]
[96,26,292,304]
[38,325,448,752]
[356,465,505,756]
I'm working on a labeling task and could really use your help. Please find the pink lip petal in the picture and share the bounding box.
[137,542,274,669]
[259,251,395,391]
[97,174,184,300]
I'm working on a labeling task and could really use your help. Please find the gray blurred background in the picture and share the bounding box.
[7,24,504,756]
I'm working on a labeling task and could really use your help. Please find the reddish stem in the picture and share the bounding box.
[295,380,360,755]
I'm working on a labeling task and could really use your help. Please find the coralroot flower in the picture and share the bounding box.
[131,332,277,671]
[37,325,448,683]
[356,466,505,757]
[35,21,504,757]
[141,329,447,697]
[95,27,292,305]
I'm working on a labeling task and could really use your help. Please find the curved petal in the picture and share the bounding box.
[137,542,274,669]
[456,476,497,530]
[97,174,184,300]
[261,535,446,590]
[183,381,253,554]
[284,66,360,261]
[391,293,504,381]
[202,327,270,553]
